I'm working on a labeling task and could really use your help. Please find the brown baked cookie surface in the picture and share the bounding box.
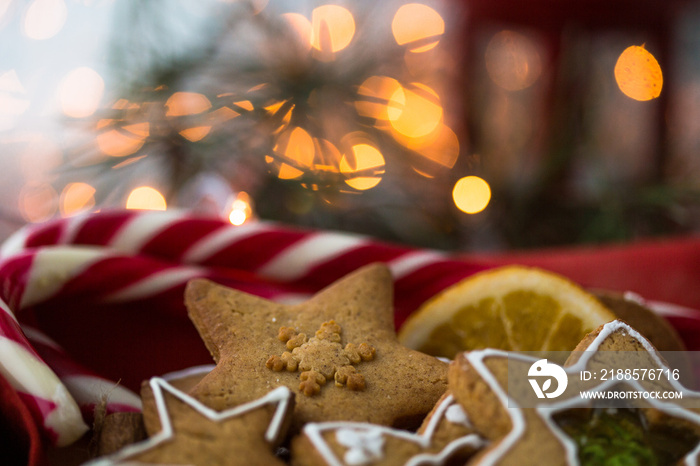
[185,263,448,432]
[449,320,700,466]
[92,378,294,465]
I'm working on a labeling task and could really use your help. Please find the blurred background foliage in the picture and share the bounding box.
[2,0,700,251]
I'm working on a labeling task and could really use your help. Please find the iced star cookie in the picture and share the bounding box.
[184,263,448,431]
[592,290,686,352]
[88,378,294,465]
[449,320,700,466]
[290,391,486,466]
[92,366,216,459]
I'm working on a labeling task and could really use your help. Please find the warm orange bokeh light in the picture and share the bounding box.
[391,3,444,53]
[60,182,96,216]
[614,45,663,101]
[407,124,460,173]
[310,5,355,56]
[485,30,542,91]
[453,176,491,214]
[282,12,312,51]
[23,0,67,40]
[233,100,254,112]
[165,92,213,142]
[283,127,314,167]
[229,208,247,226]
[165,92,211,116]
[340,143,385,190]
[126,186,167,211]
[269,126,315,179]
[228,192,253,226]
[59,67,104,118]
[208,106,240,125]
[96,119,149,157]
[388,83,443,138]
[19,183,58,222]
[355,76,403,122]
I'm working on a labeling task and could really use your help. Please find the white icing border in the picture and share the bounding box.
[87,378,293,465]
[465,320,700,465]
[302,394,485,466]
[160,364,216,382]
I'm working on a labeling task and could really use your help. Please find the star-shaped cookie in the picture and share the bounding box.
[291,391,486,466]
[449,320,700,465]
[184,263,448,432]
[89,378,294,465]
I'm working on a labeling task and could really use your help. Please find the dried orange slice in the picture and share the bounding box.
[398,266,615,358]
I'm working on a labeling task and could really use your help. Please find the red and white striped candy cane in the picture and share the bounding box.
[0,297,88,446]
[1,209,488,318]
[0,209,488,448]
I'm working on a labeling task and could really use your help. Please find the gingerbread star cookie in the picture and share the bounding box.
[290,391,486,466]
[89,378,294,465]
[449,320,700,466]
[184,263,448,431]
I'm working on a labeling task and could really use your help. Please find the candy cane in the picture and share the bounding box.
[2,210,487,317]
[0,298,87,447]
[0,209,489,448]
[22,326,142,416]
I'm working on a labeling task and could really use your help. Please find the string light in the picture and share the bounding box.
[614,45,663,101]
[23,0,67,40]
[228,192,253,225]
[96,119,149,158]
[391,3,444,53]
[126,186,167,211]
[59,67,104,118]
[310,5,355,56]
[60,182,96,216]
[165,92,213,142]
[453,176,491,214]
[340,143,385,190]
[388,83,443,138]
[19,183,57,222]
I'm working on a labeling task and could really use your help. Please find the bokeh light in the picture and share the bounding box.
[96,117,149,158]
[268,126,315,179]
[453,176,491,214]
[0,70,30,130]
[228,191,253,225]
[282,12,312,51]
[58,67,104,118]
[399,124,460,175]
[23,0,67,40]
[485,30,542,91]
[340,143,385,190]
[19,183,58,222]
[60,182,95,216]
[310,5,355,56]
[391,3,444,53]
[388,83,443,138]
[355,75,403,122]
[165,92,213,142]
[126,186,167,211]
[614,45,663,101]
